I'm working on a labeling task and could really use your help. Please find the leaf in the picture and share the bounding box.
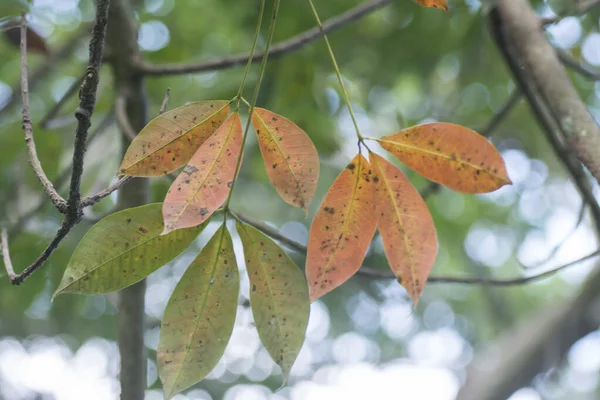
[3,24,50,55]
[236,221,309,381]
[413,0,449,13]
[371,154,438,306]
[377,123,511,194]
[53,203,204,298]
[119,101,230,177]
[158,225,239,399]
[251,107,319,212]
[306,153,377,301]
[162,112,243,234]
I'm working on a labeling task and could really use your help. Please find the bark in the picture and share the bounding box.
[106,0,149,399]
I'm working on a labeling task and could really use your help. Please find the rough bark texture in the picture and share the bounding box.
[491,0,600,184]
[106,0,149,399]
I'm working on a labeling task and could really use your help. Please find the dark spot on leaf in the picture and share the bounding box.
[199,208,208,216]
[347,163,355,170]
[138,226,148,234]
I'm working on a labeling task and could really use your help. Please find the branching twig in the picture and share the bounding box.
[137,0,393,76]
[235,212,600,285]
[80,176,134,207]
[20,13,68,213]
[4,1,112,285]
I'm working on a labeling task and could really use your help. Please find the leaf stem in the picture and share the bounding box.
[306,0,367,148]
[234,0,266,109]
[223,0,281,216]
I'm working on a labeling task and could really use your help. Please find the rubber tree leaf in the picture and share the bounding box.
[236,221,309,382]
[53,203,204,298]
[377,122,511,193]
[413,0,449,13]
[306,153,377,301]
[371,154,438,306]
[162,112,242,234]
[158,225,239,399]
[251,107,319,212]
[119,101,230,176]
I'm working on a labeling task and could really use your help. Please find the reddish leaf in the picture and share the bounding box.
[3,24,50,55]
[371,154,438,306]
[251,108,319,212]
[377,123,511,193]
[306,153,377,301]
[162,112,242,234]
[119,101,230,176]
[413,0,449,13]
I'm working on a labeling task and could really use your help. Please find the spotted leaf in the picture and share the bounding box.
[371,153,438,306]
[119,101,230,176]
[306,153,377,301]
[52,203,204,298]
[158,225,239,399]
[377,123,511,193]
[251,108,319,212]
[162,112,242,234]
[237,221,309,382]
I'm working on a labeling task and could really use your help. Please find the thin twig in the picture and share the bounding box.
[557,50,600,81]
[137,0,393,76]
[80,176,134,207]
[480,89,522,136]
[20,13,67,213]
[235,211,600,285]
[541,0,600,24]
[40,73,85,129]
[6,1,112,285]
[1,229,16,280]
[159,87,171,114]
[115,94,138,140]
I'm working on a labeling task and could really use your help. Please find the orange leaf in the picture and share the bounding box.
[252,108,319,212]
[306,154,377,301]
[119,101,230,176]
[371,154,438,306]
[162,113,242,234]
[377,123,511,194]
[413,0,449,13]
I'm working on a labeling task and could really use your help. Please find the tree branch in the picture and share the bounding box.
[492,0,600,184]
[490,1,600,233]
[136,0,394,76]
[4,0,112,285]
[234,212,600,286]
[80,176,134,207]
[19,13,67,213]
[1,229,15,280]
[115,93,138,140]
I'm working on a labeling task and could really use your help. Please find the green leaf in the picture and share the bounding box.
[53,203,204,298]
[236,221,309,382]
[158,225,239,399]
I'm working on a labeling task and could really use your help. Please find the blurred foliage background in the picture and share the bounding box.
[1,0,600,399]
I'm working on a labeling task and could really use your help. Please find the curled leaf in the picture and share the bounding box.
[252,107,319,212]
[306,153,377,301]
[371,154,438,306]
[377,122,511,193]
[119,101,230,176]
[53,203,204,298]
[237,221,309,382]
[158,225,239,399]
[162,112,243,234]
